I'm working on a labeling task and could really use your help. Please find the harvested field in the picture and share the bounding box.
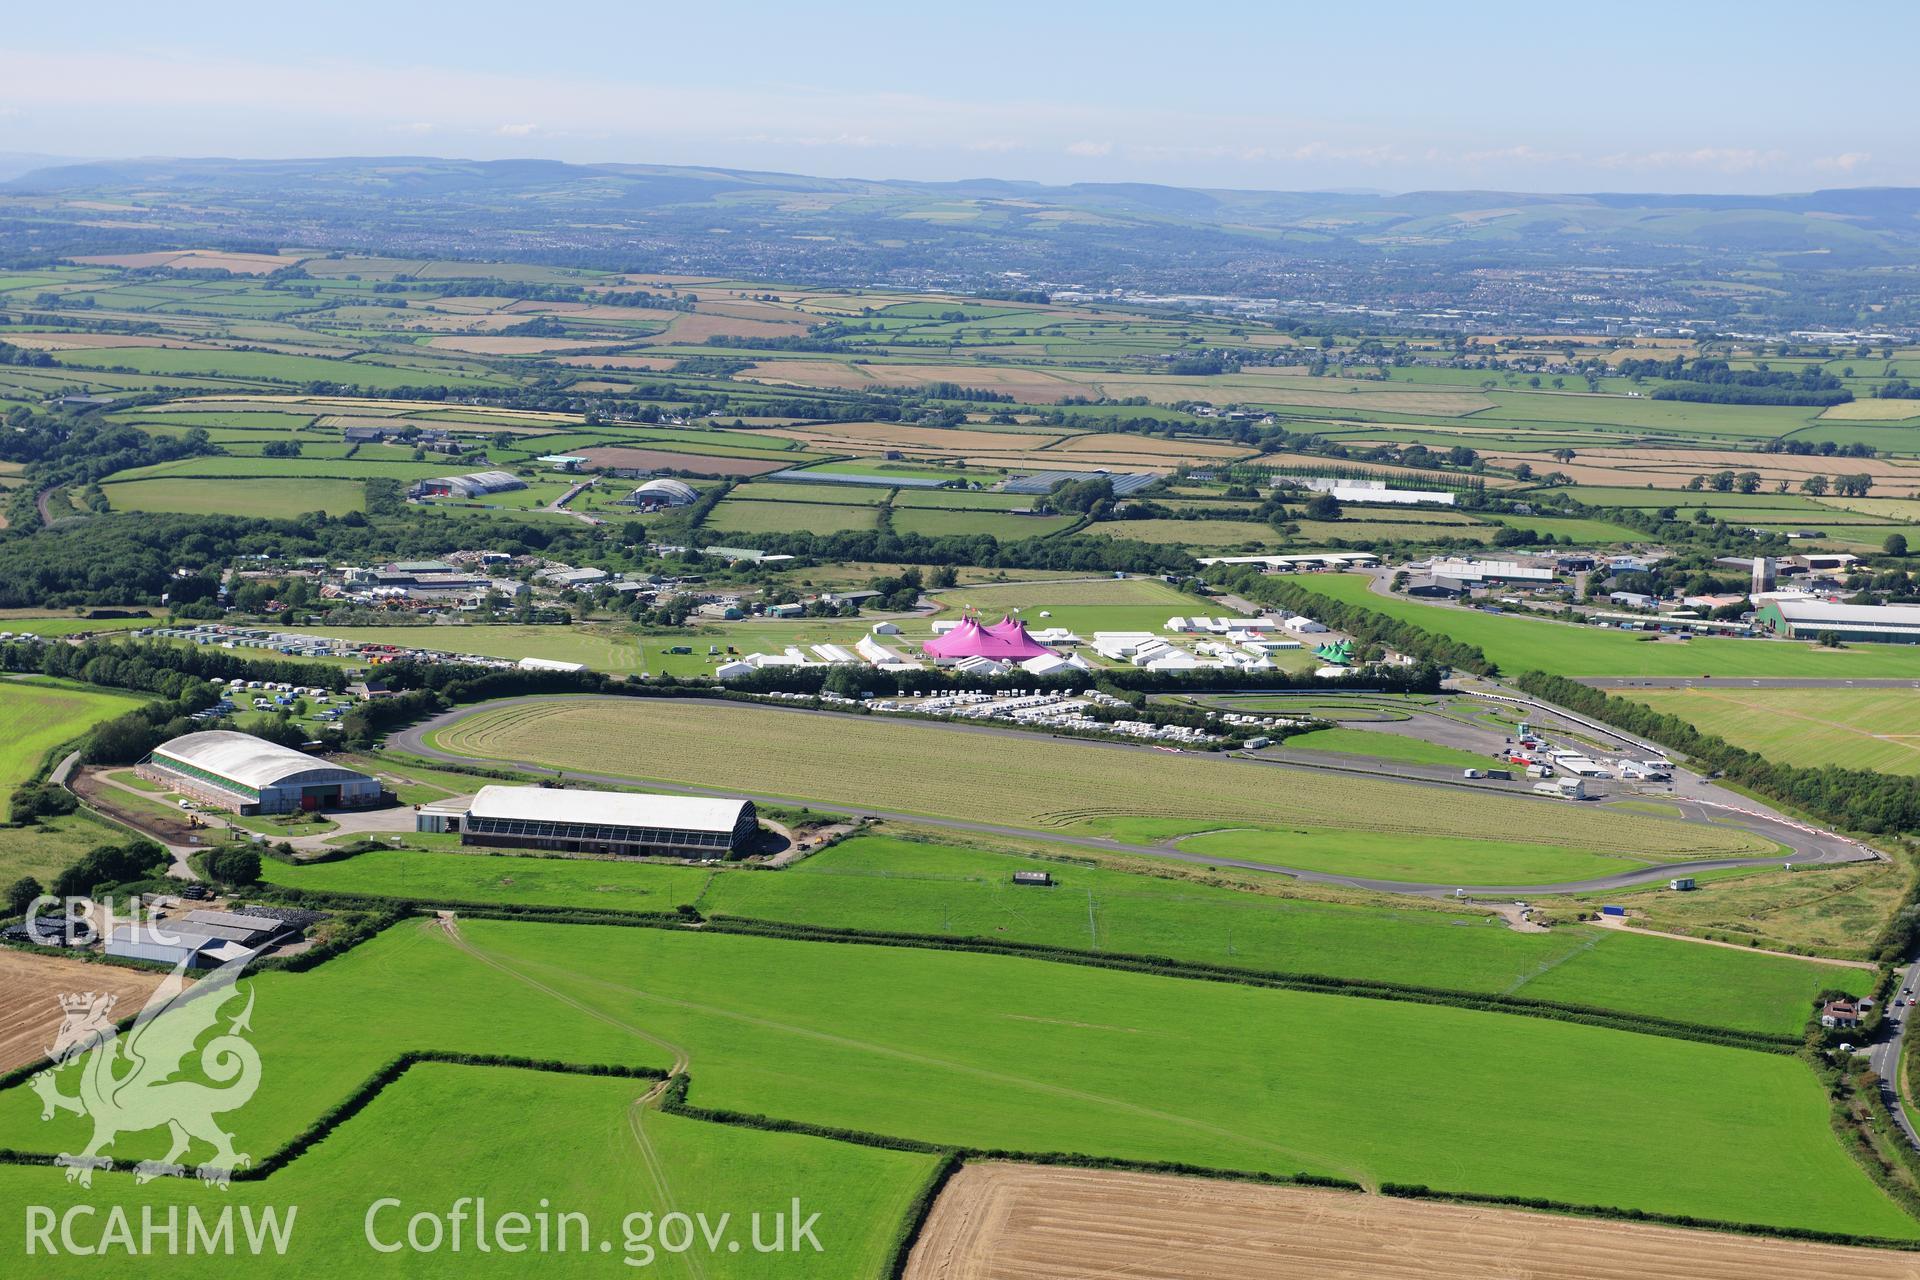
[636,311,810,345]
[759,421,1069,453]
[1049,432,1254,459]
[740,360,1085,401]
[574,445,788,476]
[0,951,170,1073]
[4,333,209,351]
[1479,447,1920,494]
[1821,399,1920,421]
[904,1163,1920,1280]
[422,335,620,355]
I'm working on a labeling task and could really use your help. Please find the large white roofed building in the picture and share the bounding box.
[141,731,382,815]
[454,785,759,857]
[1756,598,1920,644]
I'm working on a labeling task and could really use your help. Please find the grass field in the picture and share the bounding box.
[0,917,1901,1238]
[1632,687,1920,775]
[888,508,1079,539]
[1281,726,1495,771]
[1291,573,1920,677]
[264,834,1863,1035]
[0,678,146,812]
[426,698,1773,870]
[301,624,645,671]
[0,1062,932,1276]
[103,476,366,518]
[927,575,1211,637]
[704,498,881,535]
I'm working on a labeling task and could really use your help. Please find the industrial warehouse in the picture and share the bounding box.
[139,730,384,815]
[420,785,760,857]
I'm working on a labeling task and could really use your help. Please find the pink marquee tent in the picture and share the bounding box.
[923,615,1055,661]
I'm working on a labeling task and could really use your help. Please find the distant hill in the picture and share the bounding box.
[6,155,1920,327]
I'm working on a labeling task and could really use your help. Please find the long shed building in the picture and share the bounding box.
[1755,598,1920,644]
[140,731,382,815]
[457,785,758,857]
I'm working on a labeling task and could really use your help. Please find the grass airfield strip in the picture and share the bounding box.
[0,918,1905,1239]
[1630,686,1920,775]
[262,834,1867,1036]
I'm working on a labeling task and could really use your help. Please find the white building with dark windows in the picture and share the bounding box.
[448,785,759,857]
[140,731,382,815]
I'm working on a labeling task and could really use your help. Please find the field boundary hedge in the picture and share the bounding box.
[243,892,1799,1052]
[0,1052,668,1184]
[1378,1181,1920,1251]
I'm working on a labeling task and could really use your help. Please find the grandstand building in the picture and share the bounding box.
[447,785,759,857]
[1754,598,1920,645]
[139,731,383,815]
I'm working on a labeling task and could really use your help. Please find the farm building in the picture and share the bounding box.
[1002,470,1161,497]
[452,785,758,856]
[1298,478,1456,506]
[105,908,294,969]
[409,470,526,500]
[1754,598,1920,644]
[622,478,700,509]
[139,731,382,815]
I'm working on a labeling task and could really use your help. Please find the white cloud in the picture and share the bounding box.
[495,122,539,138]
[1065,140,1112,158]
[1816,151,1871,173]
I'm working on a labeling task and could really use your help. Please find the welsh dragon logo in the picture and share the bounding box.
[28,949,262,1189]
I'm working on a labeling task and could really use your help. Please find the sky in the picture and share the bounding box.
[0,1,1908,194]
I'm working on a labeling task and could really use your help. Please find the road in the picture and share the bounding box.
[1869,962,1919,1149]
[388,694,1869,899]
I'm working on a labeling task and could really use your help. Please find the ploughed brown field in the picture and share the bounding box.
[904,1164,1920,1280]
[0,950,170,1073]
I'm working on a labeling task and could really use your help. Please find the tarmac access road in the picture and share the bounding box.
[1868,961,1920,1149]
[388,695,1869,900]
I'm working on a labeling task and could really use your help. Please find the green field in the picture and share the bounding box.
[1291,572,1920,677]
[927,574,1209,636]
[0,678,147,811]
[888,507,1078,539]
[1091,518,1277,547]
[1632,686,1920,774]
[426,698,1772,870]
[0,917,1902,1238]
[103,477,367,518]
[0,1061,932,1277]
[48,347,505,390]
[704,498,880,535]
[1174,824,1668,885]
[1279,726,1494,771]
[265,834,1860,1035]
[301,624,645,672]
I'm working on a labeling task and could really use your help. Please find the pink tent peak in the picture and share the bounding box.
[923,614,1055,660]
